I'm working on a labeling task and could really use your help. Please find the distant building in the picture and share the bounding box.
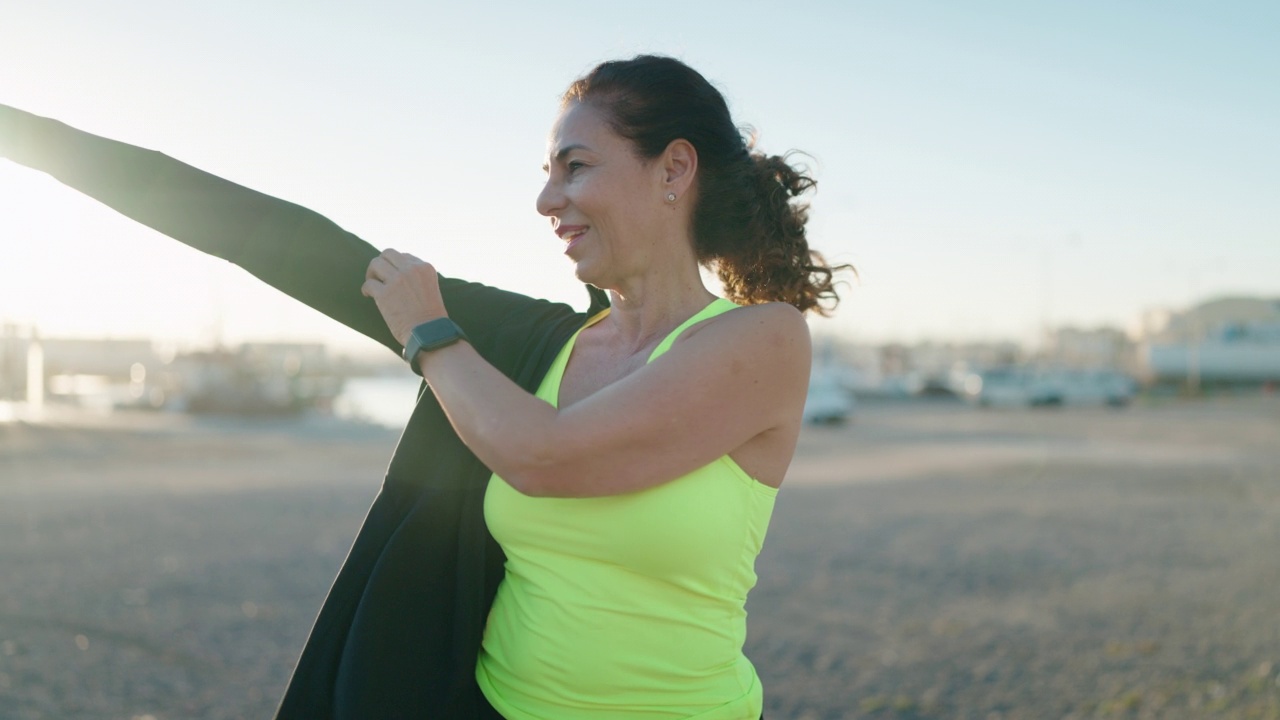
[1040,326,1136,373]
[0,330,344,414]
[1135,296,1280,388]
[0,323,29,401]
[165,341,341,414]
[816,336,1026,397]
[41,337,162,379]
[1,327,162,400]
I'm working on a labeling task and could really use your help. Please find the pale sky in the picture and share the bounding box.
[1,1,1276,357]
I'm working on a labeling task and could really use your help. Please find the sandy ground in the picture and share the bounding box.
[1,396,1278,719]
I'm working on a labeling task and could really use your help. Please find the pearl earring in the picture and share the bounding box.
[666,192,677,202]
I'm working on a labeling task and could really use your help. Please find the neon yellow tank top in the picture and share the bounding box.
[476,297,778,719]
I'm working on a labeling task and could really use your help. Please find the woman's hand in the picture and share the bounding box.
[361,248,448,347]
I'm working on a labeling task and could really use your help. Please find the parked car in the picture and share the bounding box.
[967,368,1135,408]
[804,372,856,424]
[1053,370,1136,407]
[967,367,1043,407]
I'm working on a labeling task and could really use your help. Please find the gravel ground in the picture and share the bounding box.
[1,396,1278,719]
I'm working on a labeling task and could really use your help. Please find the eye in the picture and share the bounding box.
[567,160,586,173]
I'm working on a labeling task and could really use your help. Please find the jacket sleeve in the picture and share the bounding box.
[0,103,575,358]
[0,104,406,351]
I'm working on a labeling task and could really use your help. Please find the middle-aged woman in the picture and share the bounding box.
[0,55,850,719]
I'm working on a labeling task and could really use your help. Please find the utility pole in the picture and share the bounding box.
[26,326,44,417]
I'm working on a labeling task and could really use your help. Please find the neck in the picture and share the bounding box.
[600,261,717,355]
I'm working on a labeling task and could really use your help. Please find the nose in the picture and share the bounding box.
[536,176,564,218]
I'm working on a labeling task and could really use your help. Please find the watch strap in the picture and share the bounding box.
[403,318,469,376]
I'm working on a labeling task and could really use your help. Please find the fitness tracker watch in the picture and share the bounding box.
[403,318,470,376]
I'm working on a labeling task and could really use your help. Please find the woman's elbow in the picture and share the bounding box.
[495,446,564,497]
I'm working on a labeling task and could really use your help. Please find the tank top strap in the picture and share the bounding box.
[540,307,612,408]
[646,297,740,363]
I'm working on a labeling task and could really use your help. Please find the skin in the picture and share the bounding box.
[361,102,811,498]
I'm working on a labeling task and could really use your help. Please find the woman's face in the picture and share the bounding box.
[537,102,671,287]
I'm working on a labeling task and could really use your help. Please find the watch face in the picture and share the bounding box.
[420,321,461,348]
[406,319,467,368]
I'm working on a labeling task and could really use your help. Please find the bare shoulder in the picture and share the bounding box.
[672,301,811,388]
[683,301,811,355]
[732,300,810,336]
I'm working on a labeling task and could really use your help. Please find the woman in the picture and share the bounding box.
[0,55,849,718]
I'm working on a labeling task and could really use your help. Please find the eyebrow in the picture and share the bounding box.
[541,143,590,172]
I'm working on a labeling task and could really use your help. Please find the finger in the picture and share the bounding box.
[366,256,397,282]
[360,278,383,298]
[381,248,409,269]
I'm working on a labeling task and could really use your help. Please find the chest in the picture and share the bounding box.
[555,336,660,408]
[485,459,774,586]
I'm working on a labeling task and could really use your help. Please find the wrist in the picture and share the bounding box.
[415,335,471,377]
[403,317,470,377]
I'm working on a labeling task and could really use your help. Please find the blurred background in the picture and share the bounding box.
[1,1,1277,719]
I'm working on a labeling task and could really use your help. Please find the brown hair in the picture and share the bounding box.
[563,55,854,315]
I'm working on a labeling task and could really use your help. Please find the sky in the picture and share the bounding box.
[1,1,1276,358]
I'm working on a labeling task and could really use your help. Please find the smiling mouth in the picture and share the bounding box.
[561,227,589,257]
[558,226,589,242]
[559,224,588,249]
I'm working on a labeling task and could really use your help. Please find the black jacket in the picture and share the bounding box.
[0,106,609,719]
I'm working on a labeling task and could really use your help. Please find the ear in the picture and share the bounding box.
[659,138,698,199]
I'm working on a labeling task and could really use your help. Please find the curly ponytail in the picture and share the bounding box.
[563,55,854,315]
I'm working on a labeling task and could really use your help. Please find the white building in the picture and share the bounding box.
[1135,297,1280,387]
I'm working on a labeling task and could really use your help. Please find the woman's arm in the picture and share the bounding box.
[0,104,387,352]
[425,303,808,496]
[0,105,594,358]
[362,250,810,497]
